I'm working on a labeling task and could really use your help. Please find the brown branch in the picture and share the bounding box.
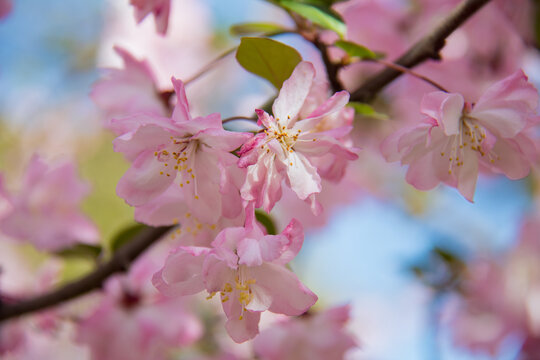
[371,58,449,92]
[350,0,493,103]
[0,225,173,323]
[312,35,344,93]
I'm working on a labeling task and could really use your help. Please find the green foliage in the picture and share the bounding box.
[236,37,302,89]
[278,0,346,38]
[255,209,278,235]
[110,223,147,252]
[408,246,466,293]
[348,102,389,120]
[230,22,287,36]
[60,257,95,283]
[79,132,134,246]
[334,40,381,60]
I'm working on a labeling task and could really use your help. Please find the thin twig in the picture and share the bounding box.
[185,47,237,85]
[0,225,173,323]
[370,58,449,92]
[350,0,493,102]
[184,30,295,86]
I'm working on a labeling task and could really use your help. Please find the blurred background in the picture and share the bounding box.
[0,0,538,359]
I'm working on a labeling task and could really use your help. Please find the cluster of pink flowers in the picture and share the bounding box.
[253,305,358,360]
[153,205,317,342]
[449,216,540,356]
[77,254,202,360]
[100,57,359,346]
[0,155,98,251]
[3,0,540,358]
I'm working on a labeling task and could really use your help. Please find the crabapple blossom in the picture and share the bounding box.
[3,323,89,360]
[130,0,171,35]
[238,61,358,214]
[91,46,167,123]
[113,77,250,225]
[296,79,356,183]
[382,70,539,201]
[0,260,86,358]
[0,155,98,251]
[134,185,245,247]
[77,251,202,360]
[253,305,358,360]
[153,206,317,343]
[450,216,540,356]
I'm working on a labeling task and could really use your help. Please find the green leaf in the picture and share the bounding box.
[236,37,302,89]
[230,22,287,36]
[55,243,102,260]
[348,102,388,120]
[279,1,346,38]
[255,209,277,235]
[334,40,380,60]
[110,223,147,252]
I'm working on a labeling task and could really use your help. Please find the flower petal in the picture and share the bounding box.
[456,149,479,202]
[275,218,304,265]
[116,150,173,206]
[272,62,315,124]
[171,77,191,123]
[421,92,464,136]
[251,263,317,316]
[153,246,210,297]
[224,306,261,343]
[285,151,321,200]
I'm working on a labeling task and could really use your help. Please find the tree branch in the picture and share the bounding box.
[313,35,344,93]
[350,0,493,103]
[0,225,173,323]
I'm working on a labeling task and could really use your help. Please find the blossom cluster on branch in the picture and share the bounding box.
[1,0,540,358]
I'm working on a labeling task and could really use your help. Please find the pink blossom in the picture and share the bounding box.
[153,207,317,343]
[113,77,251,225]
[336,0,407,59]
[450,216,540,356]
[0,156,98,251]
[253,305,358,360]
[77,252,202,360]
[382,70,539,201]
[91,46,167,124]
[130,0,171,35]
[134,186,244,247]
[3,322,90,360]
[77,294,201,360]
[0,260,87,358]
[238,62,358,214]
[297,79,357,182]
[450,260,515,355]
